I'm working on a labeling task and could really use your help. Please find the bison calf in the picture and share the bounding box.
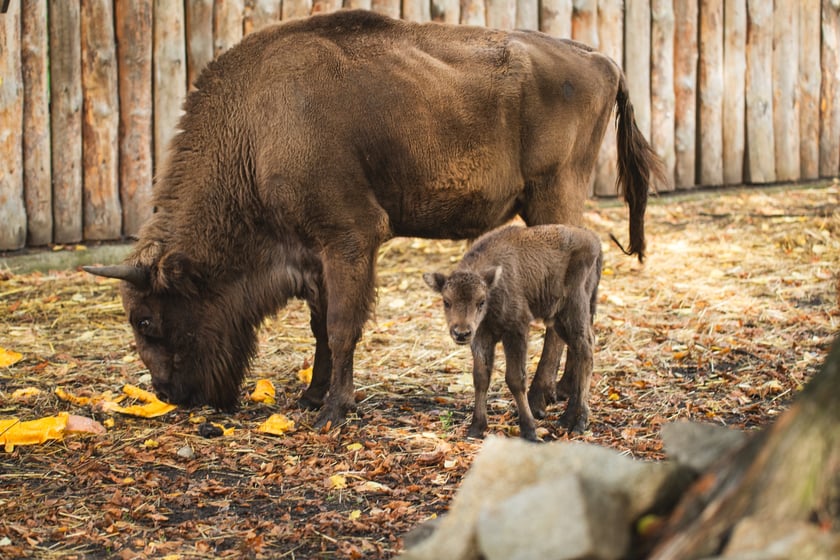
[423,224,602,440]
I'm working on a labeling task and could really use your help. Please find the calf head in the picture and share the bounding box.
[423,267,501,345]
[84,251,254,411]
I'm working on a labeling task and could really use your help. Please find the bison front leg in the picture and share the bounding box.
[467,335,495,439]
[502,330,539,442]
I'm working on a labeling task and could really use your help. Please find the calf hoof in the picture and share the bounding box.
[313,401,355,430]
[559,405,589,434]
[527,392,548,420]
[466,421,487,440]
[519,427,540,442]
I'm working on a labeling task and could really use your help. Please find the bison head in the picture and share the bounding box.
[423,267,501,346]
[84,252,256,410]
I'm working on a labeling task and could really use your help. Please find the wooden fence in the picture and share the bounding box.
[0,0,839,250]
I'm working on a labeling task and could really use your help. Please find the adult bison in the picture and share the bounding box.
[85,9,663,429]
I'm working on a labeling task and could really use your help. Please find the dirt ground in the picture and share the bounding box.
[1,182,838,559]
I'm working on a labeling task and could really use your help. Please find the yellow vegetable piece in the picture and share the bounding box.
[348,509,362,520]
[55,387,92,407]
[0,347,23,368]
[0,413,67,452]
[297,366,313,385]
[11,387,42,401]
[250,379,276,405]
[329,474,347,489]
[102,384,177,418]
[258,414,295,436]
[346,442,363,452]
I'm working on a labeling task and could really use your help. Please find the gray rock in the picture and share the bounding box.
[661,421,748,473]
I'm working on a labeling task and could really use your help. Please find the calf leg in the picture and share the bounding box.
[300,287,332,410]
[467,334,495,439]
[554,298,595,434]
[528,328,564,418]
[502,330,539,442]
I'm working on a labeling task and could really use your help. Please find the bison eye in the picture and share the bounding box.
[137,318,151,331]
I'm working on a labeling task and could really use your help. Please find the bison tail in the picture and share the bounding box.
[614,74,666,263]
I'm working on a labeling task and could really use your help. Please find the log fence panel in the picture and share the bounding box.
[2,0,840,249]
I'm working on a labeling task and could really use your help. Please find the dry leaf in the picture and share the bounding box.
[250,379,276,404]
[297,366,313,385]
[11,387,41,401]
[329,474,347,489]
[0,348,23,368]
[258,414,295,435]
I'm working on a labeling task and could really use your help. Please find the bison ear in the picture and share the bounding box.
[83,264,151,290]
[482,266,502,290]
[422,272,447,293]
[153,251,202,296]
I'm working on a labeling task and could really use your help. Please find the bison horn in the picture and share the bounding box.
[82,264,150,289]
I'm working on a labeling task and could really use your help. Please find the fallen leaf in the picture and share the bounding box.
[11,387,41,401]
[258,414,295,436]
[0,348,23,368]
[250,379,276,404]
[329,474,347,489]
[346,442,364,452]
[297,366,313,385]
[348,510,362,520]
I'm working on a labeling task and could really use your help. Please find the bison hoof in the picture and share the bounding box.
[298,394,323,411]
[466,422,487,440]
[520,427,540,442]
[555,378,574,401]
[313,401,356,431]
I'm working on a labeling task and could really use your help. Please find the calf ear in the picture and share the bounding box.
[482,266,502,289]
[422,272,447,293]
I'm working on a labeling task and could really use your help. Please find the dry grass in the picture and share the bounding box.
[1,182,838,558]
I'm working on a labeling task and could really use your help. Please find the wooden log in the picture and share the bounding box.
[402,0,431,22]
[431,0,459,23]
[244,0,282,34]
[799,0,821,180]
[571,0,597,49]
[745,0,775,183]
[214,0,244,58]
[115,0,153,237]
[346,0,374,11]
[593,0,621,197]
[698,0,724,186]
[186,0,213,89]
[772,1,800,182]
[49,0,84,244]
[541,0,572,37]
[371,0,400,19]
[313,0,343,15]
[516,0,539,30]
[459,0,486,25]
[673,0,697,189]
[820,0,840,177]
[486,0,516,30]
[0,2,26,250]
[624,0,651,140]
[649,0,675,191]
[21,0,52,245]
[722,0,746,185]
[154,0,187,177]
[283,0,314,19]
[81,0,121,241]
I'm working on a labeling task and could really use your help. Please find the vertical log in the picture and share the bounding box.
[516,0,539,30]
[49,0,83,243]
[722,0,746,185]
[81,0,121,241]
[541,0,572,37]
[115,0,153,237]
[624,0,651,139]
[571,0,597,49]
[346,0,374,10]
[486,0,517,30]
[820,0,840,177]
[371,0,400,19]
[21,0,52,245]
[0,2,26,250]
[593,0,622,197]
[674,0,697,189]
[799,0,821,180]
[431,0,460,23]
[773,1,800,182]
[214,0,244,58]
[283,0,314,19]
[698,0,724,186]
[244,0,281,34]
[312,0,343,15]
[186,0,213,90]
[745,0,775,183]
[402,0,431,22]
[154,0,187,177]
[460,0,486,25]
[649,0,675,191]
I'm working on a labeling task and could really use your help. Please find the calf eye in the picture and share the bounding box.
[443,300,451,310]
[478,299,486,311]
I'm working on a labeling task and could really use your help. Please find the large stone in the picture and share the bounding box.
[661,421,748,473]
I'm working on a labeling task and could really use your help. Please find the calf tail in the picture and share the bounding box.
[614,73,666,262]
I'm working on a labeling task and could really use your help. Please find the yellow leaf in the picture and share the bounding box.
[346,442,363,452]
[297,366,313,385]
[258,414,295,436]
[329,474,347,489]
[11,387,41,401]
[143,439,159,449]
[103,418,115,428]
[0,348,23,368]
[250,379,276,405]
[608,391,620,401]
[348,509,362,520]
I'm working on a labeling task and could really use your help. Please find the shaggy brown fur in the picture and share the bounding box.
[424,224,602,438]
[84,10,662,429]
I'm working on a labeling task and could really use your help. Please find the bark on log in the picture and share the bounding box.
[799,0,821,180]
[431,0,459,23]
[698,0,724,186]
[371,0,400,19]
[516,0,538,30]
[312,0,343,15]
[486,0,516,30]
[49,0,84,244]
[820,0,840,177]
[346,0,374,12]
[624,0,651,140]
[541,0,572,38]
[214,0,244,57]
[772,1,800,182]
[459,0,485,25]
[745,0,775,184]
[81,0,121,241]
[244,0,282,34]
[21,0,52,245]
[722,0,746,185]
[154,0,187,177]
[283,0,314,19]
[115,0,153,237]
[649,336,840,559]
[594,0,621,197]
[186,0,213,89]
[402,0,430,22]
[674,0,697,189]
[649,0,675,192]
[571,0,597,49]
[0,2,26,250]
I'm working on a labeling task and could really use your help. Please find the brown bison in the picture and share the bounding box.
[423,224,602,439]
[84,9,663,429]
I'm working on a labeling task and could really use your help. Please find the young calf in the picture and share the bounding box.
[423,224,602,440]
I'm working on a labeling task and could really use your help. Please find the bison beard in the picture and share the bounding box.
[84,10,664,429]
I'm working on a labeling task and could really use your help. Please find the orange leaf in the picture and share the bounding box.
[0,347,23,368]
[250,379,276,404]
